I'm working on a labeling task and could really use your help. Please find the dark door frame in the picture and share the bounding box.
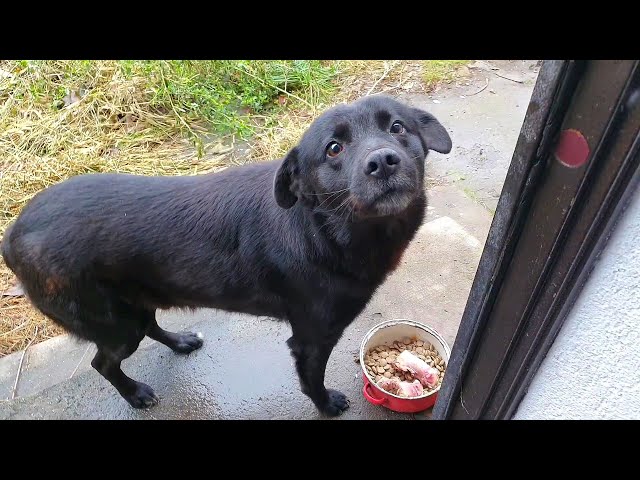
[433,60,640,420]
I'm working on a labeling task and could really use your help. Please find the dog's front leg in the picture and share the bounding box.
[286,329,350,417]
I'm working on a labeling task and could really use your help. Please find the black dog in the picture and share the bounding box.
[1,95,451,416]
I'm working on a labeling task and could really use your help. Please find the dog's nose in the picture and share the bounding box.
[364,148,401,179]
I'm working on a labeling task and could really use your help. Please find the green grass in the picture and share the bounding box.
[1,60,338,145]
[133,60,337,136]
[423,60,469,88]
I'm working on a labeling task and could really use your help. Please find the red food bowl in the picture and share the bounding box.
[360,320,451,414]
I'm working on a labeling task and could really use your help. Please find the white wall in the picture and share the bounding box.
[514,185,640,420]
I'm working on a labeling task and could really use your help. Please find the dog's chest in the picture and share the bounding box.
[341,221,415,282]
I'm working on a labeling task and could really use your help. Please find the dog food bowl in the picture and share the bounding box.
[359,319,451,413]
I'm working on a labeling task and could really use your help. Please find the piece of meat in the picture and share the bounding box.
[376,378,424,398]
[395,350,440,388]
[377,378,401,395]
[397,379,424,397]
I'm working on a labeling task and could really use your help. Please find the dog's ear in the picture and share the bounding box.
[274,147,300,209]
[411,108,452,154]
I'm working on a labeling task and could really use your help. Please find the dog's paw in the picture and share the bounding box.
[125,382,159,409]
[319,389,350,417]
[171,331,204,354]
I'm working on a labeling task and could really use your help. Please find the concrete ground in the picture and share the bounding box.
[0,60,537,420]
[408,59,540,211]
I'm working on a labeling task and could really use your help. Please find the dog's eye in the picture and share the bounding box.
[326,141,343,158]
[390,121,405,134]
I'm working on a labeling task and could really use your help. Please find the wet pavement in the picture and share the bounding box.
[406,60,539,212]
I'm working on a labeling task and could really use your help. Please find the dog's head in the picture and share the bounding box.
[274,95,451,219]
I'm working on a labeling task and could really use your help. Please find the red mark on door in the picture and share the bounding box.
[554,129,590,168]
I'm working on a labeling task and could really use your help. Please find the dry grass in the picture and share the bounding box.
[422,60,470,88]
[248,60,435,161]
[0,269,65,355]
[0,59,471,357]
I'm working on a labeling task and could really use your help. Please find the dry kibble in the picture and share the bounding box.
[367,341,447,398]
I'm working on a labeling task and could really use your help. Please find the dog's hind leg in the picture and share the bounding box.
[91,343,158,409]
[147,315,204,354]
[23,282,158,409]
[92,308,203,408]
[90,307,158,409]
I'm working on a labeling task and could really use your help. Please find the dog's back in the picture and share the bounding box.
[3,160,294,319]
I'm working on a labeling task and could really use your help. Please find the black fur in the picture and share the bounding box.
[332,122,353,143]
[1,95,451,416]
